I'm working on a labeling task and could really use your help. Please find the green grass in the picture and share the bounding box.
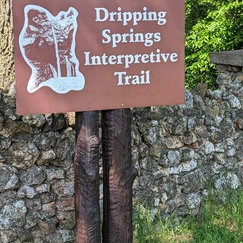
[133,190,243,243]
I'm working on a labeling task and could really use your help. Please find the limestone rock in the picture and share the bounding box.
[22,114,46,128]
[0,137,11,150]
[57,211,75,230]
[34,132,57,151]
[37,150,56,165]
[228,94,241,109]
[56,198,75,211]
[0,200,27,230]
[9,142,40,169]
[167,150,181,166]
[205,141,215,154]
[215,173,240,190]
[216,73,232,85]
[20,166,46,185]
[52,180,74,198]
[42,202,56,217]
[186,192,201,210]
[0,231,18,243]
[17,185,36,198]
[182,160,197,172]
[163,136,184,149]
[46,167,65,181]
[17,230,33,242]
[59,229,75,243]
[35,184,50,194]
[44,114,66,132]
[53,129,75,168]
[179,91,193,110]
[25,211,41,228]
[0,165,19,192]
[40,192,56,204]
[38,218,57,235]
[26,198,42,210]
[42,233,62,243]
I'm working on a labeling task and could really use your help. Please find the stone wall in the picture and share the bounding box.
[1,50,243,242]
[132,58,243,216]
[0,102,76,242]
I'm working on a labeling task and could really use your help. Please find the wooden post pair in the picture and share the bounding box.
[74,109,137,243]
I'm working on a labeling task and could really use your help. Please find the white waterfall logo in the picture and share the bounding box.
[19,5,85,94]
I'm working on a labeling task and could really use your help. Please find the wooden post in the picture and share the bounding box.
[102,109,137,243]
[74,111,101,243]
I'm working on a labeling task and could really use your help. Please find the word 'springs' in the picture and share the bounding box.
[95,7,167,26]
[102,28,161,48]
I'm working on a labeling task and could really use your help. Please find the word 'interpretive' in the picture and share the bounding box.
[84,50,178,69]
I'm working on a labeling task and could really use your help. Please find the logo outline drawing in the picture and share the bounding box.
[19,5,85,94]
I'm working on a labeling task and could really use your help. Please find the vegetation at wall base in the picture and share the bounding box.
[185,0,243,90]
[133,189,243,242]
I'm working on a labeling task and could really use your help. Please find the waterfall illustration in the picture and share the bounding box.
[52,25,61,78]
[19,5,85,94]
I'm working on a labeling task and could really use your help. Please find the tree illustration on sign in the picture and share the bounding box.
[19,5,85,94]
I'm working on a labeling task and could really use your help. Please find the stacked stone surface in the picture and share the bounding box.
[0,100,75,242]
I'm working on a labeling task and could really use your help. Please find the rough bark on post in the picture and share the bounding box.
[102,109,137,243]
[0,0,14,91]
[74,111,101,243]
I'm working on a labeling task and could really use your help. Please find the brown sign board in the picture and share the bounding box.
[13,0,185,115]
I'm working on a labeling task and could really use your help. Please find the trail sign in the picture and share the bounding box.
[13,0,185,115]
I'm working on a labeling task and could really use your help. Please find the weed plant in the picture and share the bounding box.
[133,189,243,243]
